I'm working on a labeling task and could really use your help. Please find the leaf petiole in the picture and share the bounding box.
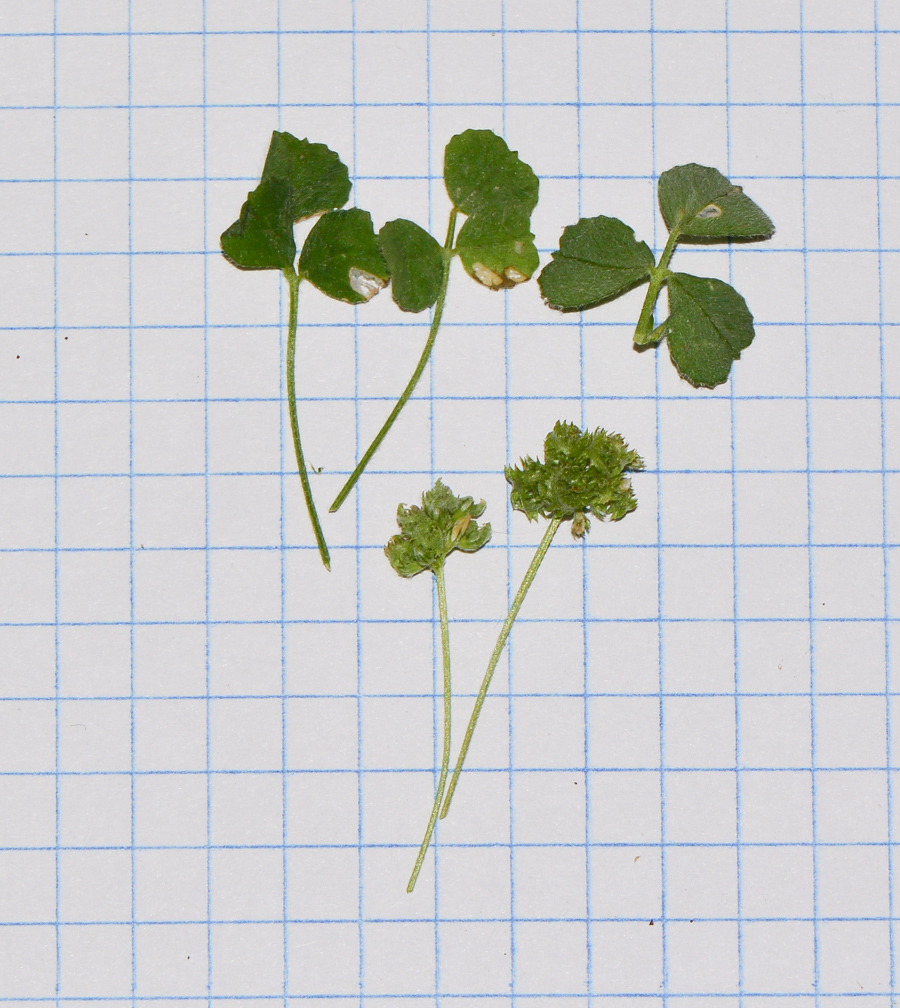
[284,267,331,569]
[440,517,562,819]
[407,561,452,893]
[633,227,680,345]
[330,209,458,513]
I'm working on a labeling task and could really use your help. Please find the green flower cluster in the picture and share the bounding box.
[384,480,492,577]
[506,420,644,535]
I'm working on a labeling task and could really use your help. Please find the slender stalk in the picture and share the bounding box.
[284,267,330,570]
[633,227,681,345]
[440,517,563,819]
[407,562,453,893]
[330,209,459,513]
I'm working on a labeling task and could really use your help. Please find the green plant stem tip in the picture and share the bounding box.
[633,228,680,345]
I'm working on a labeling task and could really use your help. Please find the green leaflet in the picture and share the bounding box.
[385,480,492,577]
[658,163,774,239]
[444,129,539,220]
[260,131,352,222]
[506,420,644,530]
[538,215,655,310]
[220,176,298,271]
[455,209,539,289]
[298,208,390,305]
[220,131,352,272]
[444,130,540,289]
[378,218,443,312]
[664,272,755,388]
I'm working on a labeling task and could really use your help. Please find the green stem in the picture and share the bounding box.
[633,227,681,345]
[440,517,563,819]
[284,267,331,570]
[330,209,459,513]
[407,562,452,893]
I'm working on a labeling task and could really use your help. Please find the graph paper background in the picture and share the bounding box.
[0,0,897,999]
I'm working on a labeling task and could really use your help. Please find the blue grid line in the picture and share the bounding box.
[0,171,889,181]
[51,0,61,999]
[5,616,899,628]
[0,997,890,1003]
[6,27,897,35]
[1,838,894,849]
[275,3,290,1005]
[575,1,594,999]
[725,5,746,1001]
[6,394,900,406]
[2,839,896,851]
[1,319,890,329]
[200,0,213,998]
[424,0,446,999]
[0,998,892,1004]
[2,690,899,701]
[8,914,900,926]
[649,1,669,998]
[7,28,898,36]
[126,0,137,1000]
[4,913,900,924]
[800,7,822,1001]
[350,3,366,1003]
[875,0,896,996]
[0,997,896,1003]
[8,764,900,775]
[4,470,900,480]
[5,99,892,107]
[3,245,894,254]
[500,3,518,997]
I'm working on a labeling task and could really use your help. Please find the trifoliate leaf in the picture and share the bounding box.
[444,129,539,221]
[663,272,755,388]
[378,218,443,312]
[298,208,390,305]
[538,215,655,310]
[220,177,297,271]
[220,132,352,272]
[385,480,492,577]
[507,421,643,533]
[259,131,351,222]
[658,164,774,240]
[455,208,539,289]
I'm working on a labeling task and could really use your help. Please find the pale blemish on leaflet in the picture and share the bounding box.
[349,267,386,300]
[696,203,723,219]
[472,262,529,289]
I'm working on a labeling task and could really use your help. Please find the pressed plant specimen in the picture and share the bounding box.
[329,129,540,512]
[384,481,491,892]
[221,130,389,568]
[539,164,774,387]
[384,424,642,891]
[441,421,644,819]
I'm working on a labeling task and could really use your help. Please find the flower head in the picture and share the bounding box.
[385,480,492,577]
[506,421,643,537]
